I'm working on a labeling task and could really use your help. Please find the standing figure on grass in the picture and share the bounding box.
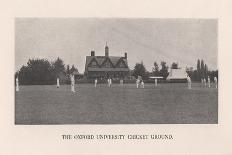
[204,78,207,86]
[136,78,139,88]
[187,75,191,89]
[141,80,145,88]
[71,74,75,92]
[207,76,211,88]
[16,77,19,92]
[94,78,98,87]
[56,78,60,88]
[109,78,112,87]
[107,78,110,87]
[137,76,143,88]
[214,76,218,88]
[120,79,123,86]
[155,78,158,87]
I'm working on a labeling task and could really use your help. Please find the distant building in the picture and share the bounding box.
[84,43,130,79]
[166,68,188,82]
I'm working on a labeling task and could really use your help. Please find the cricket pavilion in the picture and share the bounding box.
[84,43,130,79]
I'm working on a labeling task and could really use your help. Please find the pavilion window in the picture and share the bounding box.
[91,61,98,67]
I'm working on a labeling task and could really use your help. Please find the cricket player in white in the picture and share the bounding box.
[136,79,139,88]
[71,75,75,92]
[57,78,60,88]
[94,78,97,87]
[16,77,19,92]
[155,78,158,87]
[214,76,218,88]
[120,79,123,86]
[107,78,110,87]
[109,78,112,87]
[204,78,207,86]
[141,80,144,88]
[207,76,211,88]
[187,75,191,89]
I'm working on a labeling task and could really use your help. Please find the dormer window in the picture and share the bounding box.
[118,61,125,68]
[104,60,112,68]
[88,59,98,68]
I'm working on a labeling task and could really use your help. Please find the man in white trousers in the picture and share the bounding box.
[107,78,110,87]
[155,78,158,87]
[204,78,207,86]
[207,76,211,88]
[120,79,123,86]
[71,75,75,92]
[16,77,19,92]
[136,79,139,88]
[214,76,218,88]
[109,78,112,87]
[94,78,98,87]
[141,80,145,88]
[57,78,60,88]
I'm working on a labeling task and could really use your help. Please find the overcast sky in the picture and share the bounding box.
[15,18,217,73]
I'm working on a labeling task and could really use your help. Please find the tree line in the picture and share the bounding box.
[187,59,218,81]
[132,59,218,81]
[132,61,169,80]
[16,57,218,84]
[16,57,78,85]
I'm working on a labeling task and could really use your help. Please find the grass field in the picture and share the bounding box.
[15,83,218,124]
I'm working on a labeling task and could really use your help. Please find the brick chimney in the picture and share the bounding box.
[124,52,127,59]
[91,51,95,56]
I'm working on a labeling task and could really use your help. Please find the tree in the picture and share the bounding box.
[171,62,178,69]
[186,59,217,82]
[196,59,201,81]
[52,57,66,78]
[133,62,146,79]
[66,65,70,75]
[208,70,218,81]
[70,65,78,74]
[160,61,169,79]
[15,71,19,79]
[200,59,205,78]
[17,57,71,85]
[152,62,160,76]
[204,64,208,77]
[197,59,200,72]
[18,59,54,85]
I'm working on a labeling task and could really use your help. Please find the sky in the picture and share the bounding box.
[15,18,218,73]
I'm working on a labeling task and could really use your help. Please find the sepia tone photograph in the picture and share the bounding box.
[15,18,218,124]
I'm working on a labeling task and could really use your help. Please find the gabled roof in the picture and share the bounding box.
[101,57,114,67]
[85,56,128,69]
[115,57,128,67]
[109,56,121,66]
[88,67,130,72]
[96,56,105,65]
[88,57,101,67]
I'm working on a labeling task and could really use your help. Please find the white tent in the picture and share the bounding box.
[167,68,187,80]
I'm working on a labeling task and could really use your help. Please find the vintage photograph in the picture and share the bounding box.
[15,18,218,124]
